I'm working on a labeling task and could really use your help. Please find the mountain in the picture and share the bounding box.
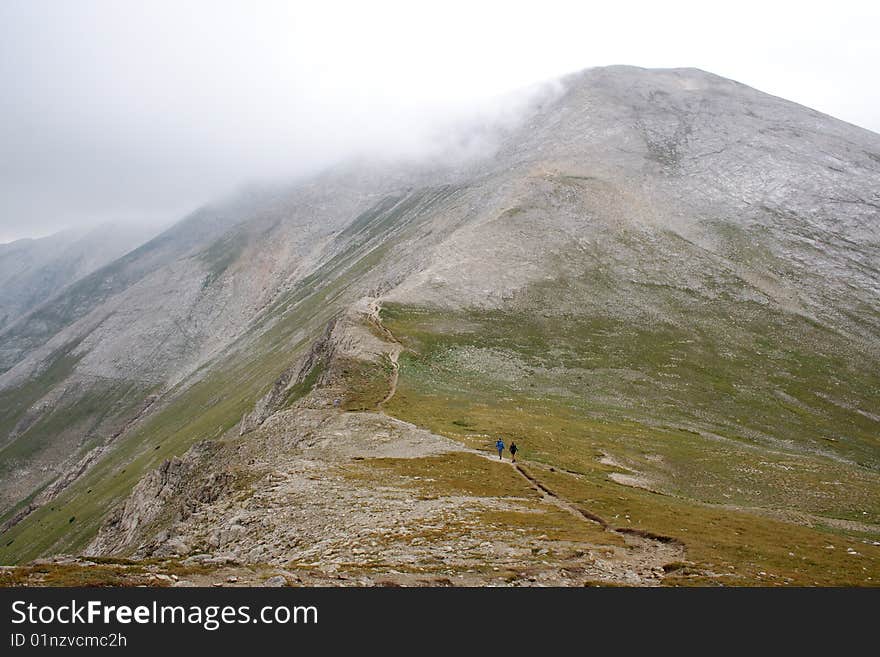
[1,66,878,587]
[0,224,156,334]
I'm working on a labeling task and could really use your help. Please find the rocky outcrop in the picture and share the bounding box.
[239,298,398,434]
[86,441,231,557]
[239,319,337,435]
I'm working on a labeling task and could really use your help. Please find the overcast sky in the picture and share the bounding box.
[1,0,878,243]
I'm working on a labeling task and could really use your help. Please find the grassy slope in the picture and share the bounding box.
[0,339,155,531]
[0,342,82,443]
[380,302,880,585]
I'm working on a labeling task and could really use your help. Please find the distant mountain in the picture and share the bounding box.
[0,224,157,333]
[1,67,878,586]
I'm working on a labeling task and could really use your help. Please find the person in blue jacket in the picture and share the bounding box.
[495,438,505,459]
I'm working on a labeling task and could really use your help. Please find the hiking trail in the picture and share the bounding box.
[368,299,402,408]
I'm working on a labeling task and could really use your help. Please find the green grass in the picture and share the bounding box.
[0,562,161,587]
[0,341,82,440]
[0,359,266,562]
[379,301,880,585]
[0,380,148,476]
[381,299,880,473]
[0,483,46,528]
[282,358,327,410]
[335,356,395,411]
[199,233,247,285]
[341,452,541,500]
[538,465,880,586]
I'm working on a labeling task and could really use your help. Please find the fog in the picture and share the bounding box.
[1,0,878,242]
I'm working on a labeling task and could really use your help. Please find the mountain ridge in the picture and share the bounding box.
[1,65,878,586]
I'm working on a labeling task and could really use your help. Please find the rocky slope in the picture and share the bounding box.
[1,66,878,585]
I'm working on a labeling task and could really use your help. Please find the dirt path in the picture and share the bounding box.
[474,450,685,567]
[368,299,402,408]
[378,351,400,407]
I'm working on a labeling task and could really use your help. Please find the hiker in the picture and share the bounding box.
[495,438,505,459]
[509,441,518,463]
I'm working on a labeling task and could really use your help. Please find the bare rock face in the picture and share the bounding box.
[239,320,338,435]
[239,298,400,434]
[389,66,880,345]
[86,441,229,556]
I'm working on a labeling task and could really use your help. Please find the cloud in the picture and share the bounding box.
[1,0,878,242]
